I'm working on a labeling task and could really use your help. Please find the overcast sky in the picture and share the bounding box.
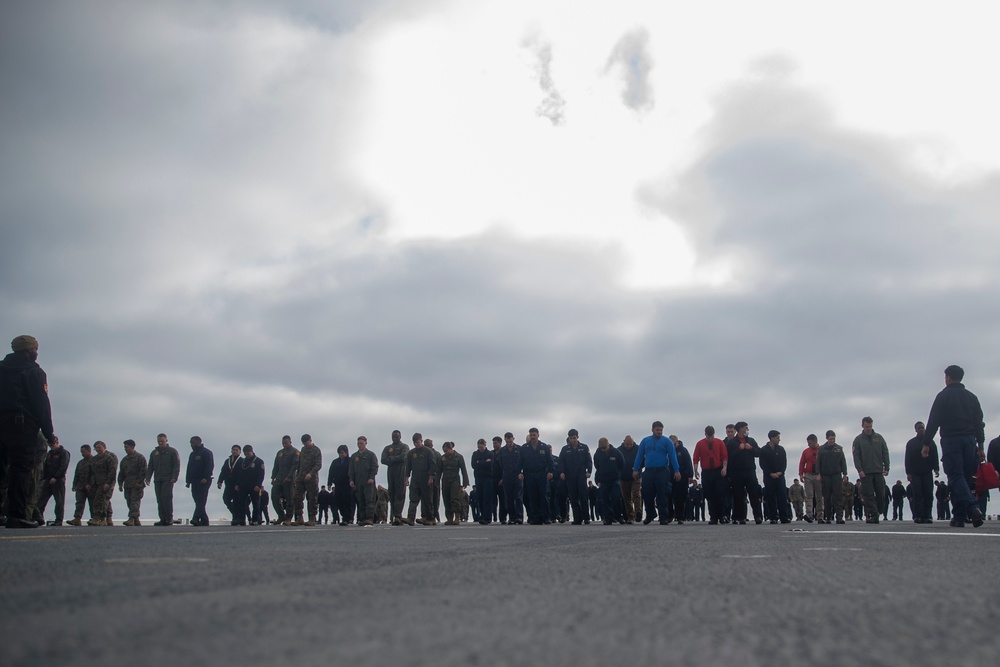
[3,1,998,520]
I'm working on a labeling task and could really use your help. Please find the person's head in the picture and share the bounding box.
[492,436,502,449]
[793,478,800,485]
[81,444,92,458]
[914,421,925,436]
[190,436,202,450]
[123,439,135,454]
[94,440,106,454]
[10,335,39,361]
[807,434,818,448]
[231,445,242,457]
[622,435,635,447]
[944,364,964,384]
[50,436,61,450]
[412,432,423,447]
[725,424,736,438]
[301,434,312,447]
[735,421,748,437]
[392,430,402,443]
[443,441,455,453]
[826,430,836,444]
[767,430,780,444]
[504,432,515,447]
[338,444,349,457]
[861,417,873,435]
[282,435,292,448]
[157,433,168,448]
[704,426,716,438]
[425,438,434,449]
[321,485,327,491]
[567,429,579,446]
[477,438,487,451]
[243,444,254,457]
[896,479,902,485]
[598,437,610,450]
[651,421,664,437]
[357,436,368,451]
[527,428,540,444]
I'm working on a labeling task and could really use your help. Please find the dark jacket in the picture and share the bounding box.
[904,436,939,477]
[674,443,694,479]
[726,437,760,474]
[617,444,640,481]
[471,449,494,479]
[521,442,554,476]
[219,454,241,488]
[558,444,593,479]
[593,446,624,484]
[236,455,265,490]
[0,351,55,441]
[926,382,986,445]
[328,456,351,489]
[43,446,71,481]
[758,443,787,477]
[816,442,848,477]
[186,445,215,485]
[496,445,523,478]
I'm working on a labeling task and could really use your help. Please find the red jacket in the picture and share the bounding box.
[798,447,819,477]
[693,438,728,471]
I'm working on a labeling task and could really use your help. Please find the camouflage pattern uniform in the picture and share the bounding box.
[842,477,855,521]
[348,448,379,525]
[380,438,409,524]
[104,450,118,524]
[375,486,389,523]
[271,445,299,523]
[459,487,470,522]
[25,431,48,524]
[118,450,147,524]
[293,442,322,524]
[427,443,442,521]
[90,449,117,524]
[788,480,805,520]
[438,450,470,524]
[70,454,94,523]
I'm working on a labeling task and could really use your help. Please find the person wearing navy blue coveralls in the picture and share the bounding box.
[497,434,524,524]
[633,421,681,525]
[559,429,593,525]
[185,436,214,526]
[521,428,554,524]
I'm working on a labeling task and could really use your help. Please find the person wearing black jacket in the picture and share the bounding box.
[905,421,939,524]
[0,335,56,529]
[521,428,554,525]
[668,436,694,524]
[491,437,506,524]
[726,421,763,525]
[186,436,214,526]
[593,437,625,524]
[328,445,354,526]
[34,436,70,526]
[559,429,593,525]
[470,438,495,525]
[496,433,524,524]
[759,430,791,524]
[217,445,242,525]
[235,445,265,525]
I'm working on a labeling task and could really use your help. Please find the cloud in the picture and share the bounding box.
[522,32,566,126]
[604,28,654,113]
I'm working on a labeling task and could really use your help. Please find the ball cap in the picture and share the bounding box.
[11,335,39,352]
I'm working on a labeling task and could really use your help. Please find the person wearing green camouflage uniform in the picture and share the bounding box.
[842,476,855,521]
[404,433,436,525]
[118,439,147,526]
[24,430,48,525]
[104,447,118,525]
[271,435,299,525]
[438,441,470,525]
[89,441,117,526]
[349,436,379,526]
[67,444,94,526]
[380,430,409,525]
[375,485,389,523]
[146,433,181,526]
[293,434,322,526]
[788,478,805,520]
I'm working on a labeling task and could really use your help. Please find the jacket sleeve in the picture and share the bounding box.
[170,449,181,482]
[460,455,469,487]
[56,449,70,478]
[28,367,55,442]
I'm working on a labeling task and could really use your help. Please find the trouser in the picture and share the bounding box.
[73,489,94,519]
[701,469,725,523]
[475,476,493,523]
[319,505,329,523]
[598,480,623,522]
[35,480,66,522]
[620,478,642,522]
[93,484,112,520]
[386,464,406,521]
[24,431,47,522]
[802,473,823,520]
[407,481,434,521]
[641,467,672,522]
[590,493,598,520]
[892,500,904,520]
[694,500,704,521]
[0,418,43,523]
[222,483,238,517]
[671,476,689,522]
[860,473,886,520]
[271,480,293,521]
[335,485,355,523]
[730,471,762,523]
[937,498,951,519]
[763,477,790,521]
[523,473,549,523]
[911,473,934,520]
[191,481,211,525]
[501,474,523,523]
[442,478,463,519]
[493,478,506,522]
[564,474,588,523]
[154,480,174,523]
[821,475,844,521]
[792,499,804,519]
[941,436,980,522]
[123,485,144,518]
[293,476,319,520]
[237,489,260,524]
[432,475,442,520]
[355,481,376,522]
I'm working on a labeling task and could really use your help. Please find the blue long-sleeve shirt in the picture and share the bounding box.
[634,435,680,473]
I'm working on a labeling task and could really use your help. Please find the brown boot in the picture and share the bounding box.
[293,516,305,526]
[105,519,114,526]
[124,518,135,527]
[401,516,415,526]
[67,518,82,526]
[134,519,141,526]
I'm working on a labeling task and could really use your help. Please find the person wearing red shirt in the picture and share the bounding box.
[798,434,823,523]
[693,425,728,525]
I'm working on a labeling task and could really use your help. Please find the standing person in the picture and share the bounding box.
[186,436,214,526]
[380,430,409,525]
[759,430,791,524]
[618,435,643,524]
[235,445,265,525]
[328,445,354,526]
[259,487,271,524]
[349,436,379,526]
[145,433,181,526]
[404,433,436,525]
[438,441,469,525]
[852,417,890,524]
[924,364,986,528]
[425,439,442,522]
[693,426,728,526]
[118,439,147,526]
[520,428,554,525]
[633,421,682,526]
[293,434,322,526]
[903,422,941,523]
[593,437,625,525]
[0,335,56,529]
[33,437,70,526]
[559,429,593,525]
[816,430,849,524]
[89,441,117,526]
[497,432,524,525]
[890,480,908,520]
[726,421,763,525]
[471,438,494,525]
[218,445,243,525]
[788,479,805,521]
[935,481,951,520]
[798,434,823,523]
[318,486,332,524]
[491,436,507,524]
[271,435,299,526]
[66,444,94,526]
[668,436,693,525]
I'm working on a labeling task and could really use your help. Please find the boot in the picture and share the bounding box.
[134,519,141,526]
[67,518,82,526]
[105,519,114,526]
[87,518,103,526]
[401,516,415,526]
[124,518,135,526]
[293,515,305,526]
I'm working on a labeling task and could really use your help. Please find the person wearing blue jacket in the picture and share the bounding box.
[559,429,593,525]
[186,436,214,526]
[633,421,681,525]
